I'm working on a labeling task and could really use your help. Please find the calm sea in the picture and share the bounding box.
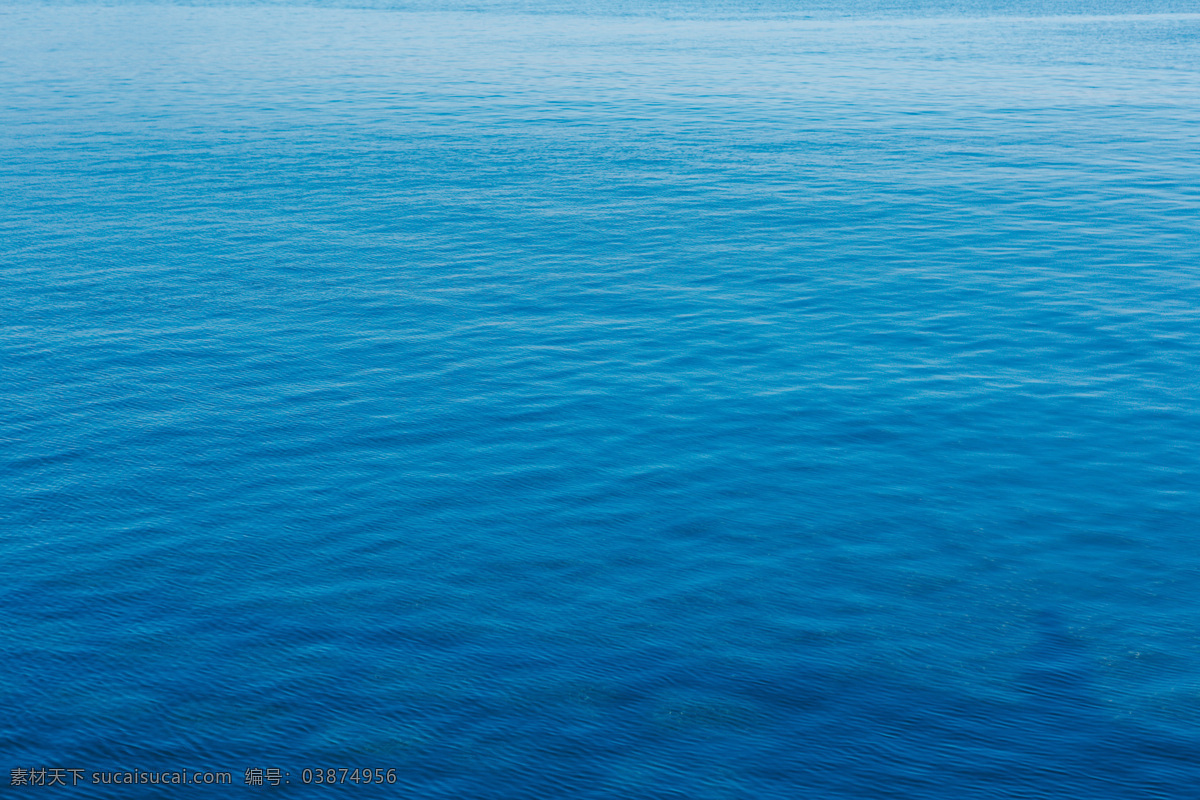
[2,0,1198,795]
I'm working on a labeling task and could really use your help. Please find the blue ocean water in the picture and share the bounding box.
[2,0,1199,795]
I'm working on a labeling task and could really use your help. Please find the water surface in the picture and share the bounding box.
[2,1,1199,796]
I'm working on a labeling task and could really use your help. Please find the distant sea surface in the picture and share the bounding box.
[2,0,1198,795]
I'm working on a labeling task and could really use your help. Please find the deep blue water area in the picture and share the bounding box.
[2,1,1199,796]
